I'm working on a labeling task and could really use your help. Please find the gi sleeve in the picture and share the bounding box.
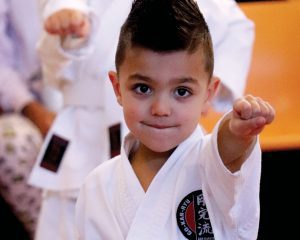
[202,114,261,239]
[37,0,100,88]
[197,0,255,111]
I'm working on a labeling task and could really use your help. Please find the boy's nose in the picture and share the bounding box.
[151,96,171,117]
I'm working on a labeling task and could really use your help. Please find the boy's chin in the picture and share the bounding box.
[144,142,178,154]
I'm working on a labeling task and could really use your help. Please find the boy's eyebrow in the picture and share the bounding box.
[173,77,199,85]
[128,73,199,85]
[128,73,151,82]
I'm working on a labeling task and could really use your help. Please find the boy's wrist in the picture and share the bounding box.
[61,34,88,50]
[217,114,257,172]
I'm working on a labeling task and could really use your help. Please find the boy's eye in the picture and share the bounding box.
[175,88,191,97]
[134,84,152,95]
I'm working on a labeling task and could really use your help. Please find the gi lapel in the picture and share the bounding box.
[125,127,203,239]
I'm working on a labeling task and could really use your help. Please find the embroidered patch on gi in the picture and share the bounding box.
[40,134,69,172]
[176,190,215,240]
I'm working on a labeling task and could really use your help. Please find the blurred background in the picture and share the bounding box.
[1,0,299,239]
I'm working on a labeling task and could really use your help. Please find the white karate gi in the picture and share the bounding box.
[29,0,254,239]
[29,0,132,239]
[197,0,254,111]
[76,119,261,240]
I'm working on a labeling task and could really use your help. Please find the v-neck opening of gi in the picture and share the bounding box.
[121,125,204,197]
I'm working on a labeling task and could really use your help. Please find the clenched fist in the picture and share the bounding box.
[44,9,90,38]
[229,94,275,138]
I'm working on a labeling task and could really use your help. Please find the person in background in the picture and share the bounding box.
[0,0,59,237]
[29,1,131,240]
[75,0,274,238]
[200,0,255,113]
[29,0,254,239]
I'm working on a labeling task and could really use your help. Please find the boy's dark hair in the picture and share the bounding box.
[115,0,214,77]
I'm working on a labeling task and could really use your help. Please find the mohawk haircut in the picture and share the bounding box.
[115,0,214,76]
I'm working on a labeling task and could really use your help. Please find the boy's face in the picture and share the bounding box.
[109,47,219,153]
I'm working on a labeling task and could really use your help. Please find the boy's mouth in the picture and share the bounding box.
[142,122,177,129]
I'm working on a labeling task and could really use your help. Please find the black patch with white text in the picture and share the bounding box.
[176,190,215,240]
[40,134,69,172]
[109,123,121,158]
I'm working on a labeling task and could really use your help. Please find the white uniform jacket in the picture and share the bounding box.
[28,0,132,191]
[197,0,254,111]
[76,121,261,240]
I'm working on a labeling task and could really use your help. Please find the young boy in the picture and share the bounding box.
[31,0,254,239]
[75,0,275,239]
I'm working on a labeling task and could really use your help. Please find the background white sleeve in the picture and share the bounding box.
[37,0,98,89]
[197,0,255,111]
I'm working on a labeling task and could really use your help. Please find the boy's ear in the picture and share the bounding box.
[201,76,220,117]
[108,71,122,106]
[206,76,220,102]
